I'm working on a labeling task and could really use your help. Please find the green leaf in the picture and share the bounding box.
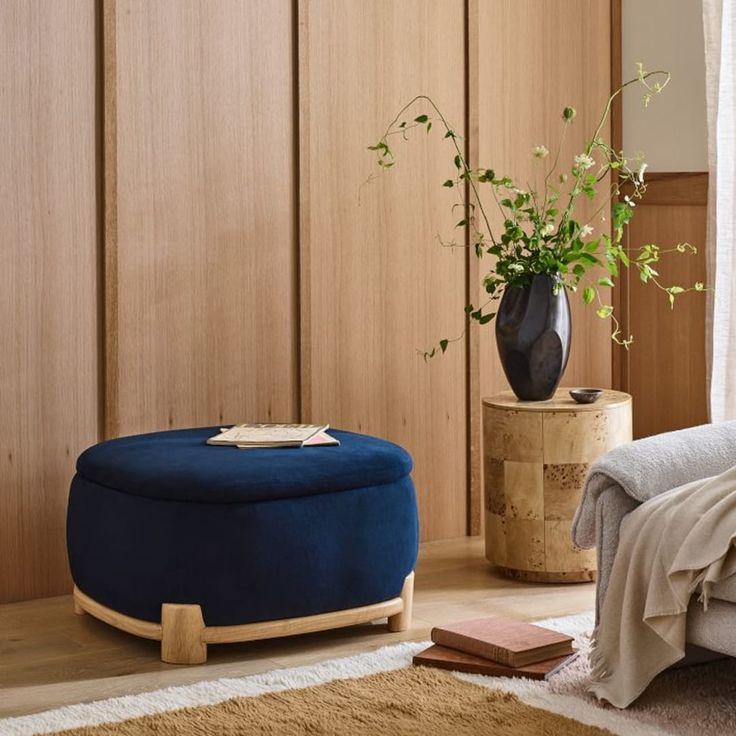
[426,122,432,133]
[597,277,614,288]
[454,155,462,169]
[444,130,456,139]
[583,287,595,304]
[597,305,614,319]
[668,286,685,294]
[456,219,467,227]
[442,179,454,188]
[479,313,496,325]
[414,114,429,123]
[439,339,449,353]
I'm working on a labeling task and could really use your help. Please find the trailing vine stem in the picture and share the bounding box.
[373,94,497,247]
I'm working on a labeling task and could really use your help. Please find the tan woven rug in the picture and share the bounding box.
[51,666,608,736]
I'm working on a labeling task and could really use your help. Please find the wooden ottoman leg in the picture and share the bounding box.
[73,590,85,616]
[387,571,414,632]
[161,604,207,665]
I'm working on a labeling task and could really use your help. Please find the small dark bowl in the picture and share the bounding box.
[569,388,603,405]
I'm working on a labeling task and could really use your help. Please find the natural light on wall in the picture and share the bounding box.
[622,0,707,172]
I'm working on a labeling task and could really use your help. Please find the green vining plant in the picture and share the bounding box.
[368,64,705,359]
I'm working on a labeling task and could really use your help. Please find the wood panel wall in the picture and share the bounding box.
[470,0,613,532]
[473,0,614,400]
[610,0,707,435]
[108,0,298,436]
[0,1,100,601]
[299,0,469,541]
[1,0,614,602]
[616,173,708,437]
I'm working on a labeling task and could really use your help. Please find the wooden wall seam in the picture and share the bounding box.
[297,0,312,423]
[102,0,119,439]
[293,0,305,423]
[465,0,481,536]
[610,0,627,393]
[94,0,106,444]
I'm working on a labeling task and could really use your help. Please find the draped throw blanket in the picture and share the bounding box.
[587,465,736,708]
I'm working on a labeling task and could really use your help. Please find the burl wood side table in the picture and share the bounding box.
[483,389,632,583]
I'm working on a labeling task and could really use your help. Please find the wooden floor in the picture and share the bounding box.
[0,537,595,719]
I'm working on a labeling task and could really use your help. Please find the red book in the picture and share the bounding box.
[413,644,578,680]
[431,616,574,668]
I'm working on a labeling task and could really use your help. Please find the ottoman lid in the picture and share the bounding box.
[76,428,413,504]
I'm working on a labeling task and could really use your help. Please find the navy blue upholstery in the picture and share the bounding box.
[76,428,412,503]
[67,428,419,626]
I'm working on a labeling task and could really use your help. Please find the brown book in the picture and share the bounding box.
[413,644,578,680]
[431,616,574,668]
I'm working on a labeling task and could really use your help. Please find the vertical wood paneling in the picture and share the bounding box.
[0,1,99,602]
[110,0,298,436]
[473,0,613,403]
[300,0,468,541]
[0,1,622,602]
[623,174,708,437]
[465,0,482,536]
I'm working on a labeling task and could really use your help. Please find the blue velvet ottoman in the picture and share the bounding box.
[67,428,418,664]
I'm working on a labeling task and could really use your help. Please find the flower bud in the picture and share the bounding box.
[563,106,576,121]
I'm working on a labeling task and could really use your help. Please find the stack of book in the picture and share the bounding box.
[413,616,577,680]
[207,423,339,449]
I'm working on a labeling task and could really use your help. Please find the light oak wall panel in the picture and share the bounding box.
[110,0,298,436]
[0,2,99,602]
[620,173,708,438]
[474,0,613,401]
[300,0,468,541]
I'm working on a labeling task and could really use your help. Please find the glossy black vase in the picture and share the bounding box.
[495,274,571,401]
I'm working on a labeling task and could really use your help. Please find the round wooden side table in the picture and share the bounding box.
[483,388,632,583]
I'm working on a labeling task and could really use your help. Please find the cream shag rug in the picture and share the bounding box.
[2,612,735,736]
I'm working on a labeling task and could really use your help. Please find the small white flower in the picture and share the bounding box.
[541,223,555,237]
[624,194,637,208]
[531,145,549,159]
[637,162,648,183]
[580,224,594,238]
[574,153,595,171]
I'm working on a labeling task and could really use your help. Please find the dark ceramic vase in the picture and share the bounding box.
[495,274,571,401]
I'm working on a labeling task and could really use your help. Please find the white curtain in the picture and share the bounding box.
[704,0,736,422]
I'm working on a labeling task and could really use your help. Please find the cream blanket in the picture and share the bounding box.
[589,464,736,708]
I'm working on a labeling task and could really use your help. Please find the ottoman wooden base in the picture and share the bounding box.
[73,572,415,664]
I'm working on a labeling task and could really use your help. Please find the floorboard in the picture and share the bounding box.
[0,537,595,718]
